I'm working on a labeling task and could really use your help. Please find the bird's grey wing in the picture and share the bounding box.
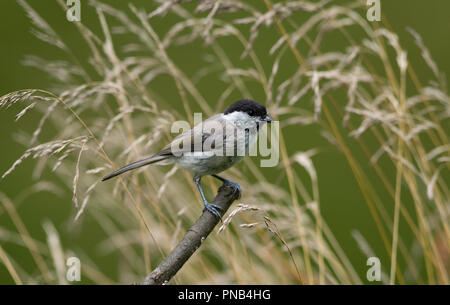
[158,114,228,155]
[157,131,212,156]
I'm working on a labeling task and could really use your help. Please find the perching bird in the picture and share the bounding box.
[102,99,273,218]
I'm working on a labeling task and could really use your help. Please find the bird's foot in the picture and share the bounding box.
[212,175,242,199]
[221,180,242,199]
[203,202,223,220]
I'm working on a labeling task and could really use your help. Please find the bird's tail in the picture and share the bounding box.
[101,155,168,181]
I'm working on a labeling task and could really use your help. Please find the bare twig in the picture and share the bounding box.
[140,183,241,285]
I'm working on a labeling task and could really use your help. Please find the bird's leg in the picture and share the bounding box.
[212,174,242,199]
[193,175,223,219]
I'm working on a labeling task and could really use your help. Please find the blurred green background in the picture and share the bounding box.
[0,0,449,284]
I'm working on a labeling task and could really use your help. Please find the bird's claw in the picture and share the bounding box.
[222,180,242,199]
[203,202,223,220]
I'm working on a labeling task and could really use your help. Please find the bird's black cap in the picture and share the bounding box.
[224,99,267,119]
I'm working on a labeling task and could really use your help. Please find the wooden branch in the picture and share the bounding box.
[140,183,240,285]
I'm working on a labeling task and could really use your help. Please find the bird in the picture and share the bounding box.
[102,99,273,218]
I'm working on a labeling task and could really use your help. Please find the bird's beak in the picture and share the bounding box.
[264,115,273,123]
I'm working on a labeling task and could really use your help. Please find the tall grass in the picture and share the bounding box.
[0,0,448,284]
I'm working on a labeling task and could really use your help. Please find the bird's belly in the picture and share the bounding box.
[176,154,243,176]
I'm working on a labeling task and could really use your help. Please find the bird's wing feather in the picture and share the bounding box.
[158,114,234,155]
